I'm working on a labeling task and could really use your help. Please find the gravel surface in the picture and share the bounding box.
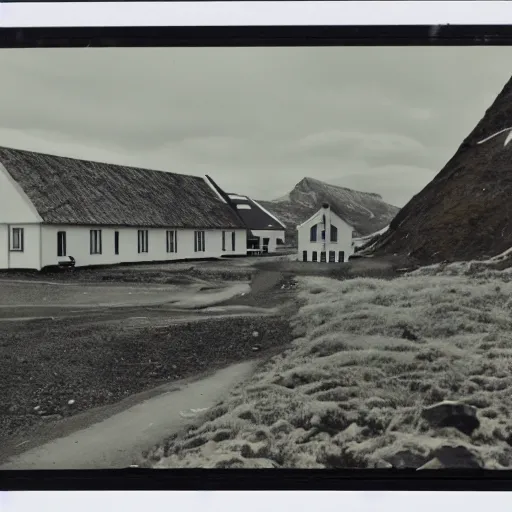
[0,257,300,452]
[0,313,295,444]
[0,260,256,285]
[253,255,412,281]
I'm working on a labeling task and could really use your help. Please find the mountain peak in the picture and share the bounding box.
[257,176,399,247]
[295,176,322,186]
[293,176,383,200]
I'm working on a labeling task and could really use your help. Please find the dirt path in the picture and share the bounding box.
[0,280,249,308]
[0,265,299,469]
[0,361,256,469]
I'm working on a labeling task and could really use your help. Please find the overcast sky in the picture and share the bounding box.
[0,47,511,206]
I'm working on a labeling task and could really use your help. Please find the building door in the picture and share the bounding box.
[338,251,345,263]
[114,231,119,255]
[57,231,67,257]
[312,251,318,262]
[302,250,308,262]
[320,251,326,262]
[262,237,270,253]
[329,251,335,262]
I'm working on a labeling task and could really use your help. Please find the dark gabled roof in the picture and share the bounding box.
[0,146,246,229]
[227,193,286,231]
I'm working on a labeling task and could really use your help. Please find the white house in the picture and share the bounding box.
[0,146,248,270]
[225,193,286,254]
[297,202,355,263]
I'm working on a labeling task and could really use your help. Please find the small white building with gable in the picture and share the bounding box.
[225,193,286,254]
[297,202,355,263]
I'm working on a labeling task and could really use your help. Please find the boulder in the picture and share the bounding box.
[402,328,419,341]
[374,459,394,469]
[385,450,429,469]
[422,401,479,435]
[417,445,482,469]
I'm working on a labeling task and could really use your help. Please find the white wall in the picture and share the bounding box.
[252,229,286,253]
[8,224,41,269]
[0,164,43,270]
[297,207,354,263]
[41,225,247,268]
[0,224,42,270]
[0,225,7,269]
[0,164,42,224]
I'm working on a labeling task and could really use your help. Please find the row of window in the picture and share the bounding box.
[9,227,236,257]
[88,229,202,256]
[303,250,345,262]
[86,229,235,256]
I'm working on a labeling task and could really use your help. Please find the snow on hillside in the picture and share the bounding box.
[353,225,389,249]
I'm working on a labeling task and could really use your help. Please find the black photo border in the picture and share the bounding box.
[1,8,512,492]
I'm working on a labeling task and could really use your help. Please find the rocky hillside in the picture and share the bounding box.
[146,267,512,469]
[370,75,512,265]
[258,177,399,247]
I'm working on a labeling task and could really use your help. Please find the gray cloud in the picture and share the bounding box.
[0,47,511,206]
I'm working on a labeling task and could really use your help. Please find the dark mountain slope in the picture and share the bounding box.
[258,177,399,246]
[370,76,512,265]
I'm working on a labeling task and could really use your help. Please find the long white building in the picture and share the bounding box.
[0,146,248,270]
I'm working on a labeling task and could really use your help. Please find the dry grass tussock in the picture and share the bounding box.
[149,267,512,469]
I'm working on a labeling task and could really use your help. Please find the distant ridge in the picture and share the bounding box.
[258,177,399,246]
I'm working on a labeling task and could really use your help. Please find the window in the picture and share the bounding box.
[338,251,345,263]
[222,231,236,252]
[138,230,149,253]
[166,230,177,253]
[90,229,102,254]
[302,250,308,262]
[236,204,252,210]
[114,231,119,255]
[194,231,205,252]
[330,225,338,243]
[320,251,326,262]
[312,251,318,262]
[10,227,24,252]
[321,230,326,240]
[329,251,336,262]
[310,225,317,242]
[57,231,67,257]
[352,230,358,238]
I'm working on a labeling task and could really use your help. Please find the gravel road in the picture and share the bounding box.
[0,265,299,465]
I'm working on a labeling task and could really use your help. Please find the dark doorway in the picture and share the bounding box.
[320,251,326,262]
[114,231,119,255]
[262,237,270,253]
[312,251,318,262]
[338,251,345,263]
[329,251,335,262]
[57,231,66,257]
[302,250,308,262]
